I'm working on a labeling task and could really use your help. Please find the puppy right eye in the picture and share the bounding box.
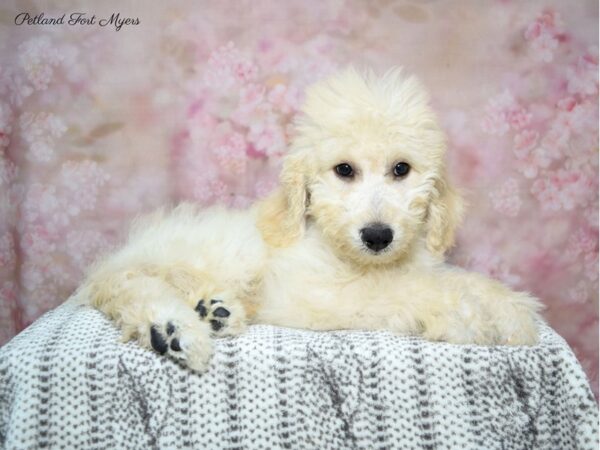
[335,163,354,178]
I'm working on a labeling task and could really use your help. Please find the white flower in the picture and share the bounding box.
[20,112,67,164]
[26,141,55,163]
[567,55,599,97]
[46,114,67,138]
[531,32,559,63]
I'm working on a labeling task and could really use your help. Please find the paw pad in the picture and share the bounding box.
[166,322,175,336]
[195,299,232,334]
[150,322,183,355]
[213,307,230,318]
[150,326,168,354]
[195,300,208,318]
[170,338,182,351]
[210,320,224,332]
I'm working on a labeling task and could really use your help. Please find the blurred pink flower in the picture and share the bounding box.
[557,96,576,111]
[20,258,76,322]
[572,227,598,256]
[267,83,302,115]
[19,112,67,163]
[191,172,229,205]
[542,119,571,150]
[468,245,522,287]
[232,83,266,125]
[105,170,168,214]
[20,262,46,295]
[566,225,600,284]
[18,36,64,91]
[516,157,539,179]
[531,169,596,211]
[22,184,69,232]
[0,157,18,187]
[541,100,597,156]
[187,110,219,147]
[514,140,558,179]
[27,141,54,163]
[567,53,599,96]
[214,144,247,175]
[65,229,109,268]
[20,161,109,238]
[506,107,532,130]
[567,280,590,305]
[532,147,556,168]
[254,178,278,198]
[234,59,258,84]
[58,161,110,213]
[489,178,522,217]
[524,9,564,63]
[204,42,258,90]
[482,90,531,135]
[530,33,559,63]
[21,225,57,257]
[248,120,286,157]
[513,129,539,156]
[0,68,33,107]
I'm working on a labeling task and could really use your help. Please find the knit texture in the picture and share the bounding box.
[0,301,597,449]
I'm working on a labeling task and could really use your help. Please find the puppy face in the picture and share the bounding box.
[307,135,433,265]
[258,68,463,266]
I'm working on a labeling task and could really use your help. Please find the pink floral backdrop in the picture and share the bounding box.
[0,1,597,397]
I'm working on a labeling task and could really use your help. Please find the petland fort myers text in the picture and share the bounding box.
[14,12,139,31]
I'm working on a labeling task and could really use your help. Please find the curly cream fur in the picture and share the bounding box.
[78,68,542,372]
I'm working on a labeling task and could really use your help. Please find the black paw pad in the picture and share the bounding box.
[213,307,230,318]
[150,326,168,354]
[195,300,208,318]
[166,322,175,336]
[170,338,182,352]
[210,320,224,332]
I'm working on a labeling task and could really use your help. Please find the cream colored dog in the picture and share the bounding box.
[79,68,542,372]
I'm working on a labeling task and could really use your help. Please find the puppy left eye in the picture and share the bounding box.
[335,163,354,178]
[393,162,411,177]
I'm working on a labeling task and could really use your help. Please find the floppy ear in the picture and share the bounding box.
[425,170,465,256]
[256,153,308,247]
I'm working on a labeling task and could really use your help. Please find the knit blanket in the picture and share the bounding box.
[0,300,597,450]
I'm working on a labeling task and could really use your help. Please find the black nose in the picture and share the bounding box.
[360,224,394,252]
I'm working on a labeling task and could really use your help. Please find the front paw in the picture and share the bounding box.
[194,297,247,337]
[146,320,213,372]
[496,303,540,346]
[120,301,214,372]
[421,291,541,346]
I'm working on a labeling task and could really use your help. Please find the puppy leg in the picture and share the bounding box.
[157,264,251,338]
[83,269,214,372]
[416,268,542,346]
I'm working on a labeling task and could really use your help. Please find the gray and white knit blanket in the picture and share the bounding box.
[0,300,598,450]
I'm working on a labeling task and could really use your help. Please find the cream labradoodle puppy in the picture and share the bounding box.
[80,68,542,372]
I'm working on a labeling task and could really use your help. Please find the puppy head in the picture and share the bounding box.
[258,68,463,265]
